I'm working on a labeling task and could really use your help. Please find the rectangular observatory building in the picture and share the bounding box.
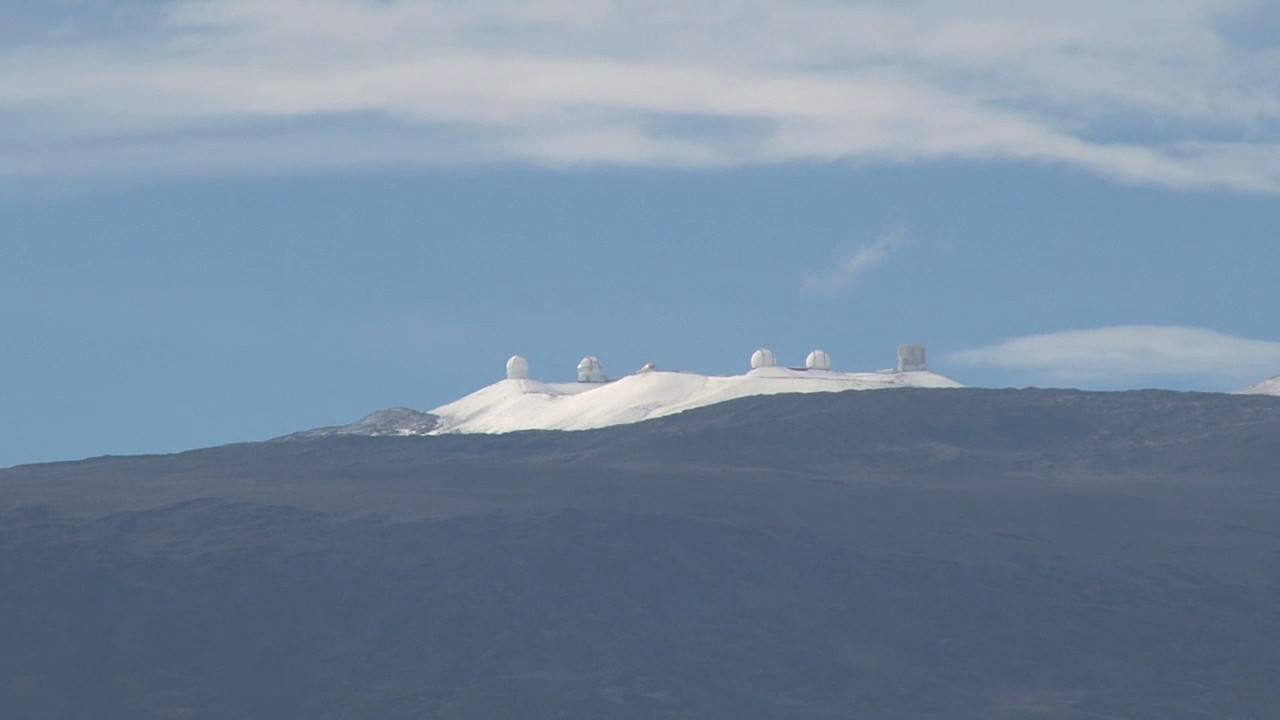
[897,345,928,372]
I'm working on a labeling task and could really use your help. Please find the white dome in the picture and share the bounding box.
[577,355,606,383]
[637,362,658,374]
[805,349,832,371]
[506,355,529,380]
[750,348,777,369]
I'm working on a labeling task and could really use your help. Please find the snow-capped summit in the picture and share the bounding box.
[1239,375,1280,396]
[282,346,965,440]
[425,348,963,435]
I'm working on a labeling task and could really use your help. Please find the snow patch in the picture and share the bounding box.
[1238,375,1280,396]
[279,407,439,439]
[426,367,963,435]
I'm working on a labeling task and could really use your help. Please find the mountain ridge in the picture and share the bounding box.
[4,386,1280,718]
[7,387,1280,516]
[1240,374,1280,396]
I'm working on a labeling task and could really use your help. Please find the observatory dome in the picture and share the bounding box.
[577,355,606,383]
[750,348,777,369]
[506,355,529,380]
[805,349,832,371]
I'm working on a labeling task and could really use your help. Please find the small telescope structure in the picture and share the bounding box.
[577,355,607,383]
[805,349,832,371]
[506,355,530,380]
[897,345,928,372]
[750,348,777,370]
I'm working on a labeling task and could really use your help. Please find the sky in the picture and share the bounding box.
[2,0,1279,466]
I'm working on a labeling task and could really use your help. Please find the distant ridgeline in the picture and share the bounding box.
[1240,374,1280,396]
[6,385,1280,719]
[286,344,961,438]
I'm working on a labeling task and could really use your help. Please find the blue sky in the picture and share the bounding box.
[3,0,1279,466]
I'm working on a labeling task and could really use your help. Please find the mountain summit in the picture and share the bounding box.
[288,348,963,439]
[1240,375,1280,396]
[427,365,962,435]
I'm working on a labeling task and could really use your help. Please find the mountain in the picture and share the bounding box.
[429,367,964,434]
[292,367,964,438]
[279,407,439,439]
[3,388,1280,719]
[1239,374,1280,396]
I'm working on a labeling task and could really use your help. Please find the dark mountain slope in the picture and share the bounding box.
[5,388,1278,517]
[2,388,1279,718]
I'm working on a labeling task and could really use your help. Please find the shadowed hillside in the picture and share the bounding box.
[3,389,1279,718]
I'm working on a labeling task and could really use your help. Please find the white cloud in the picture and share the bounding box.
[803,232,907,295]
[1,1,1279,189]
[947,326,1280,385]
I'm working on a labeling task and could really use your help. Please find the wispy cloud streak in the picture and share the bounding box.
[1,1,1279,189]
[804,232,907,295]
